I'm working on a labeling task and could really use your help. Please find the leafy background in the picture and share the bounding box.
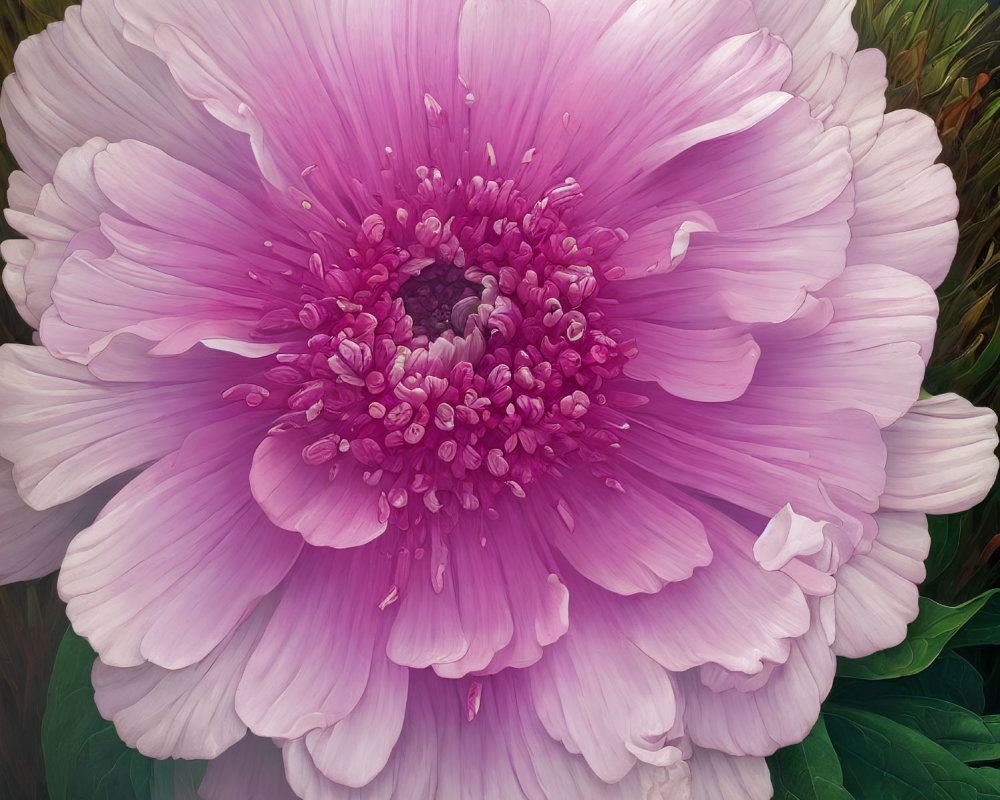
[0,0,998,797]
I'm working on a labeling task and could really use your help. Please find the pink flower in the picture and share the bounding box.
[1,0,997,797]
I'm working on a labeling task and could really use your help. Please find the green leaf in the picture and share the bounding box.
[950,592,1000,648]
[924,514,964,583]
[825,706,1000,800]
[852,697,1000,764]
[837,590,1000,680]
[769,716,854,799]
[42,626,206,800]
[831,652,986,714]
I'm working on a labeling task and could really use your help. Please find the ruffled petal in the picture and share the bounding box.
[0,339,244,509]
[689,748,772,800]
[297,637,408,788]
[624,321,760,403]
[385,542,470,669]
[0,0,256,188]
[831,511,928,658]
[527,584,681,782]
[41,139,305,361]
[880,393,999,514]
[3,138,110,327]
[679,619,835,756]
[537,467,714,595]
[751,0,858,107]
[91,597,273,759]
[847,109,959,288]
[0,458,121,584]
[116,0,466,206]
[616,98,853,325]
[620,381,886,528]
[612,503,811,675]
[751,263,938,427]
[283,669,689,800]
[59,415,301,669]
[234,544,393,740]
[823,48,888,159]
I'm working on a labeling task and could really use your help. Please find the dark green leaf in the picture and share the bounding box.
[825,706,1000,800]
[832,652,986,714]
[951,592,1000,649]
[769,715,854,799]
[837,590,999,680]
[850,697,1000,764]
[924,514,964,583]
[42,626,206,800]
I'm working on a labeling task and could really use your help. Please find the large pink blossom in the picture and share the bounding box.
[1,0,998,797]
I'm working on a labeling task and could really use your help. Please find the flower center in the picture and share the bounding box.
[397,261,482,340]
[251,168,640,532]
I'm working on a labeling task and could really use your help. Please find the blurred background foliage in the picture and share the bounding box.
[0,0,998,798]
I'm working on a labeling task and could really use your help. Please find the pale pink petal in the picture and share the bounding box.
[0,459,117,583]
[283,669,689,800]
[848,109,959,288]
[823,49,888,159]
[198,735,299,800]
[831,511,929,658]
[752,263,938,427]
[613,503,811,674]
[250,427,387,548]
[0,0,256,186]
[299,637,408,788]
[880,393,999,514]
[689,748,772,800]
[624,98,852,324]
[751,0,858,105]
[3,137,110,327]
[679,619,835,756]
[622,382,886,527]
[234,544,393,740]
[0,340,243,509]
[59,415,301,669]
[527,583,681,782]
[92,598,273,759]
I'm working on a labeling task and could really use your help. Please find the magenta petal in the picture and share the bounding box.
[540,469,714,595]
[624,321,760,402]
[59,415,301,669]
[386,546,471,669]
[234,545,392,740]
[250,427,387,548]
